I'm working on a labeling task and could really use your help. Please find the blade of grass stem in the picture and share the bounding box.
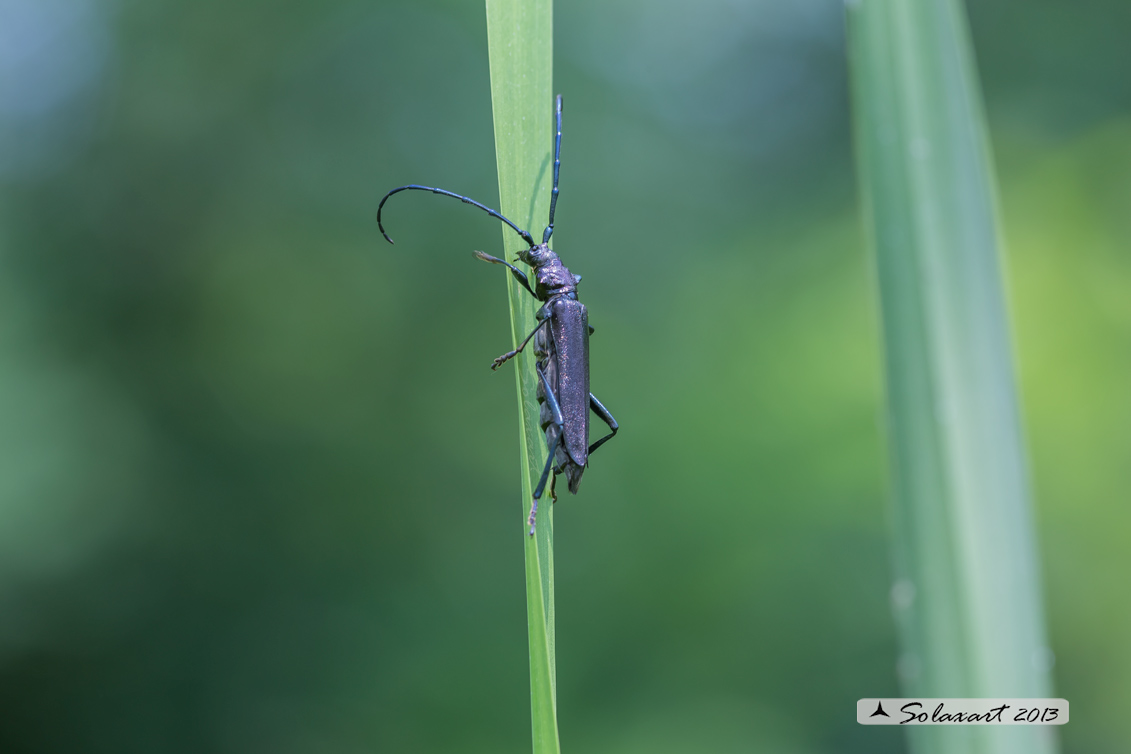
[847,1,1057,753]
[484,1,559,752]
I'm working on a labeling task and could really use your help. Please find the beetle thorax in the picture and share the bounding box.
[535,258,577,293]
[520,243,578,297]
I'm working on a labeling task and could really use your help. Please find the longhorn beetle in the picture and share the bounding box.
[377,95,617,536]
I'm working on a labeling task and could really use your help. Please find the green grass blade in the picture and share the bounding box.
[847,2,1058,753]
[484,2,559,752]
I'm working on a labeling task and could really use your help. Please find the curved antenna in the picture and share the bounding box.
[377,184,534,247]
[542,94,563,245]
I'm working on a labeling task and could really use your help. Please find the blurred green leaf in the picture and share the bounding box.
[847,1,1057,753]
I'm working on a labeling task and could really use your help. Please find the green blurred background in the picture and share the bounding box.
[1,0,1128,752]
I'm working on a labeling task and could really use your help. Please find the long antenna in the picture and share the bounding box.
[377,184,535,247]
[543,95,563,245]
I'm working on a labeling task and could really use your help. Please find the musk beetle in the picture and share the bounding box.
[377,95,617,535]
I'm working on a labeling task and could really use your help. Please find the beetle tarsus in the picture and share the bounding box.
[491,350,518,370]
[528,499,538,536]
[491,318,550,371]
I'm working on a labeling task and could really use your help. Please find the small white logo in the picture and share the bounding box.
[857,699,1069,725]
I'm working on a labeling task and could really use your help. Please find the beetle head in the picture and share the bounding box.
[518,243,555,268]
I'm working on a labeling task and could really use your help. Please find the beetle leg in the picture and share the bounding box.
[529,366,566,535]
[492,317,550,371]
[472,251,537,298]
[587,392,619,456]
[528,433,562,536]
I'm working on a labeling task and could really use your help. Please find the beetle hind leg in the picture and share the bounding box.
[529,431,562,535]
[588,392,619,456]
[529,366,565,536]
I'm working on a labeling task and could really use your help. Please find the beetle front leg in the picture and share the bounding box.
[473,251,537,298]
